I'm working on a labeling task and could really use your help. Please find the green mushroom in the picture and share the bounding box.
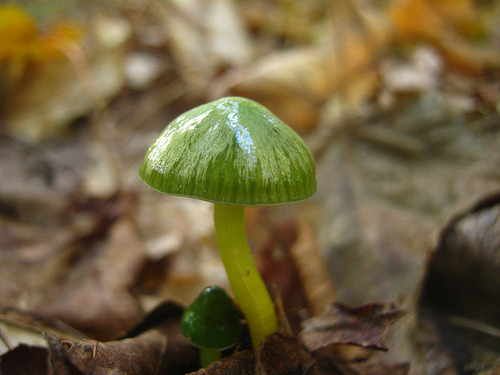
[139,96,316,349]
[181,285,243,367]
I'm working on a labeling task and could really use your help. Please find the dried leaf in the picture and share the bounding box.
[388,0,500,72]
[0,307,86,356]
[256,220,308,330]
[47,302,198,375]
[47,330,166,375]
[333,355,410,375]
[257,332,323,375]
[188,349,255,375]
[40,217,145,341]
[289,218,337,315]
[412,318,458,375]
[212,21,391,133]
[421,193,500,328]
[419,193,500,372]
[299,302,405,352]
[155,0,252,92]
[1,7,128,141]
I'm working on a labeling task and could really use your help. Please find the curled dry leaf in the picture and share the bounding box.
[421,192,500,328]
[47,330,166,375]
[419,193,500,371]
[256,215,337,330]
[289,218,338,315]
[299,302,410,375]
[299,302,405,353]
[47,301,198,375]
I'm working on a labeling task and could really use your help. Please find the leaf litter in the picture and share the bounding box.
[0,0,499,374]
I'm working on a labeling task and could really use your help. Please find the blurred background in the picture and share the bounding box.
[0,0,499,373]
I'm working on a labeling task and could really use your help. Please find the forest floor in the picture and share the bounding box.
[0,1,499,374]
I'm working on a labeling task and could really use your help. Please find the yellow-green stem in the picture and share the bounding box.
[213,203,278,350]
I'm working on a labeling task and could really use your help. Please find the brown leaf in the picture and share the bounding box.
[154,0,252,93]
[421,192,500,327]
[388,0,500,72]
[257,332,324,375]
[0,306,86,354]
[47,304,198,375]
[256,220,308,331]
[188,349,255,375]
[40,217,145,341]
[332,355,410,375]
[47,330,166,375]
[289,218,337,316]
[299,302,404,352]
[419,193,500,372]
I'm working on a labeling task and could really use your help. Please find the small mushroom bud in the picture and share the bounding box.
[181,285,243,367]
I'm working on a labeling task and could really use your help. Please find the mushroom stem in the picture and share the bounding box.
[200,348,221,368]
[213,203,278,350]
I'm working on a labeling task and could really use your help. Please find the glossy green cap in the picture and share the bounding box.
[181,285,243,350]
[139,97,316,206]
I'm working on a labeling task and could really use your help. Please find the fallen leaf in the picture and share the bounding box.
[187,349,255,375]
[256,219,309,330]
[40,216,146,341]
[0,307,86,356]
[154,0,252,93]
[388,0,500,72]
[257,332,323,375]
[299,302,405,352]
[332,355,410,375]
[419,193,500,372]
[289,218,338,316]
[211,13,391,133]
[421,192,500,328]
[47,330,166,375]
[411,318,458,375]
[0,7,129,141]
[47,301,198,375]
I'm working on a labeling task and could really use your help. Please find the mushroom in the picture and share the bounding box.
[139,96,316,349]
[181,285,243,367]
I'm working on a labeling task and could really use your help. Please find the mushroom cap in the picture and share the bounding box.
[139,96,316,206]
[181,285,243,350]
